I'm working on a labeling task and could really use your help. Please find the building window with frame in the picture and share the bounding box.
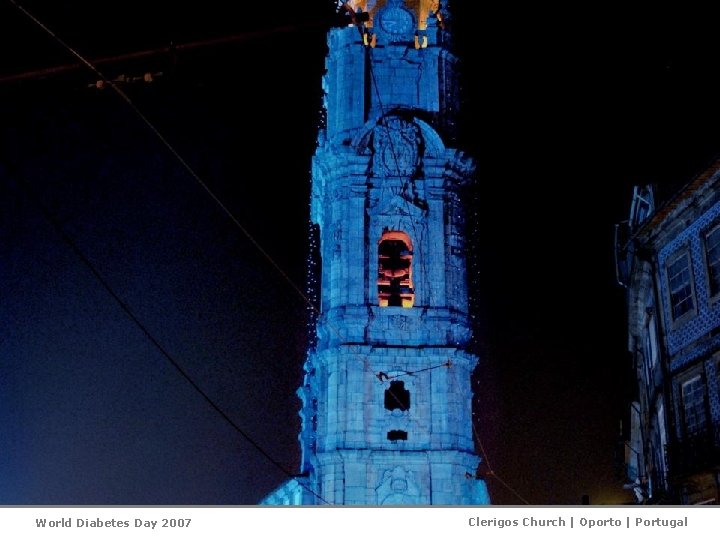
[681,376,707,436]
[704,224,720,299]
[667,252,695,321]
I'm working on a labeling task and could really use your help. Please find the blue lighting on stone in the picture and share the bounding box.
[261,1,490,505]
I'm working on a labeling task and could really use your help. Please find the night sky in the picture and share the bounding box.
[2,1,720,505]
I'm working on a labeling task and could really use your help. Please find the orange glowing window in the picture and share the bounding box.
[378,231,414,308]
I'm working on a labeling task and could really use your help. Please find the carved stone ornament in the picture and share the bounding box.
[371,116,423,178]
[376,465,420,505]
[378,192,426,217]
[332,223,343,257]
[390,315,412,330]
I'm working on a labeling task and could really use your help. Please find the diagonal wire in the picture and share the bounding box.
[8,0,420,417]
[379,361,452,381]
[6,0,394,460]
[471,419,531,504]
[0,22,327,85]
[7,0,380,387]
[8,169,331,505]
[7,0,311,308]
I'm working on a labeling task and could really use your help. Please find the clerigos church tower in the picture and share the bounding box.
[262,0,490,505]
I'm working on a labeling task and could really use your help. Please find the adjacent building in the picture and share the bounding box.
[618,163,720,504]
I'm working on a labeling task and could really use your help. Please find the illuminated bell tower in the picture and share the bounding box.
[262,0,490,505]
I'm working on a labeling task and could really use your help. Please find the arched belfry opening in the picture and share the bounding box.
[378,231,414,307]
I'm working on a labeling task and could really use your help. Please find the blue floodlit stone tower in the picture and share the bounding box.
[262,0,489,505]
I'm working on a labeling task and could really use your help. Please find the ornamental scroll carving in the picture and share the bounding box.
[371,116,423,178]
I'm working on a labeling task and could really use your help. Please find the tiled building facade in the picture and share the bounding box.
[620,164,720,504]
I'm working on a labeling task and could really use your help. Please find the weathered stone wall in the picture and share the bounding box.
[268,1,489,505]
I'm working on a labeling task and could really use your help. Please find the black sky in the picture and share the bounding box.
[2,1,720,505]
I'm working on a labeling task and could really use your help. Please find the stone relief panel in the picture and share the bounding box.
[371,116,423,178]
[376,465,420,505]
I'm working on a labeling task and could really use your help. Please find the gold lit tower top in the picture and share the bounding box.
[346,0,442,30]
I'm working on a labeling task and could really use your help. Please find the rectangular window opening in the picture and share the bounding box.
[667,252,695,320]
[681,376,707,436]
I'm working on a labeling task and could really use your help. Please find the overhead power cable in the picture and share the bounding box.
[8,166,330,506]
[7,0,416,409]
[376,361,452,381]
[471,419,530,504]
[0,22,327,85]
[7,0,318,310]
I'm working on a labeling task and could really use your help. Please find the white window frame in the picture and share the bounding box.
[666,249,697,325]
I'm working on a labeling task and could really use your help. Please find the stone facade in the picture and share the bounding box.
[620,165,720,504]
[262,0,489,505]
